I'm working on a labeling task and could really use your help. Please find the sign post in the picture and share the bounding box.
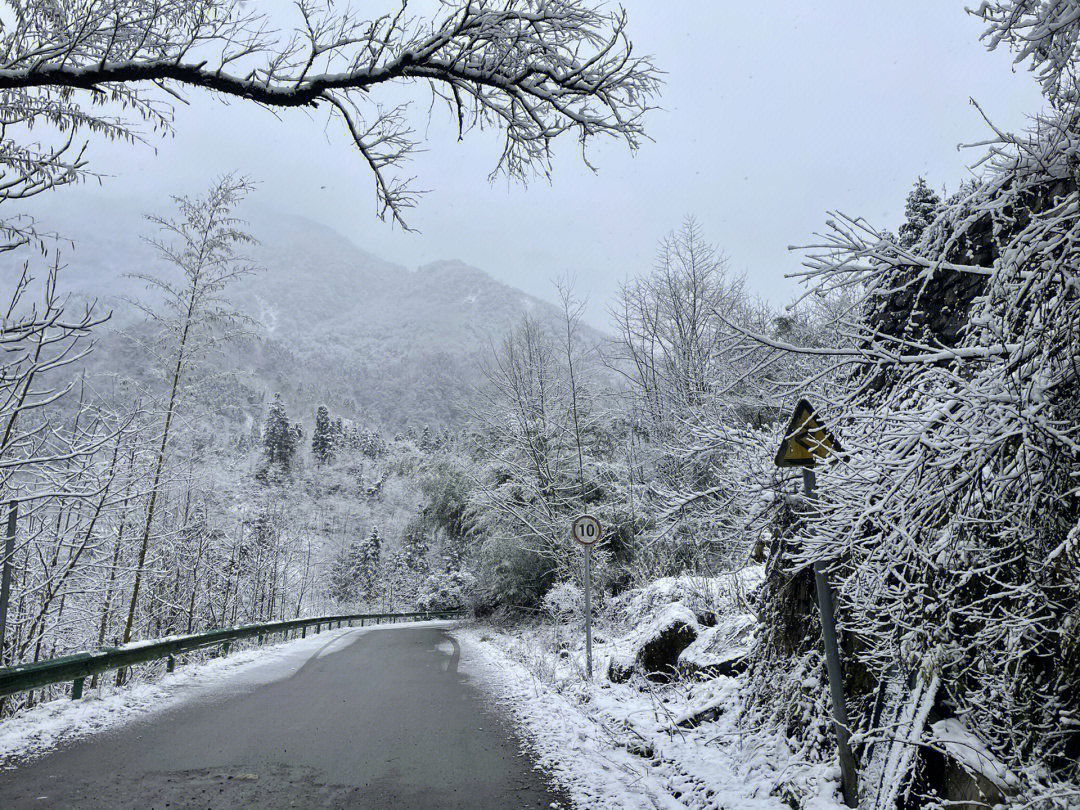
[775,400,858,808]
[571,514,601,680]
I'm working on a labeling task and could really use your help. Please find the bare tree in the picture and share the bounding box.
[0,0,659,238]
[608,218,744,430]
[118,175,257,650]
[0,268,101,477]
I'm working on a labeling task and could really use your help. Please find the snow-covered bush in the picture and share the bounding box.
[612,567,763,628]
[415,571,477,612]
[542,581,583,620]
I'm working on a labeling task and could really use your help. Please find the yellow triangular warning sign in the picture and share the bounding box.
[774,399,842,468]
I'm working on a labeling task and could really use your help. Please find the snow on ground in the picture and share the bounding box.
[0,620,453,769]
[455,565,842,810]
[457,626,842,810]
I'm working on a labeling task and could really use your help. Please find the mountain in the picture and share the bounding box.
[4,196,607,430]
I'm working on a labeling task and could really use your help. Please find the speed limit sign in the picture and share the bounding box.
[571,514,601,545]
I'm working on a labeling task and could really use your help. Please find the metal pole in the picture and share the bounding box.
[0,501,16,664]
[804,468,858,808]
[584,544,593,680]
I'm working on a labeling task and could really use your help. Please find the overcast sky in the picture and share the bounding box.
[31,1,1045,328]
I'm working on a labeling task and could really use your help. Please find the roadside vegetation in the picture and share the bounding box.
[0,2,1078,808]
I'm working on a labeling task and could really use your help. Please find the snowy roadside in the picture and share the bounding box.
[0,620,452,769]
[456,625,843,810]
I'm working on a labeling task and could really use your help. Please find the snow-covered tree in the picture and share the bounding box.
[402,521,430,575]
[739,7,1080,805]
[356,526,382,602]
[0,0,659,242]
[326,540,360,605]
[119,176,257,650]
[897,176,942,249]
[311,405,334,467]
[262,394,297,474]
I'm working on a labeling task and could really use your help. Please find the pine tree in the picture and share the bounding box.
[402,521,430,574]
[326,542,357,604]
[359,429,385,460]
[898,177,942,249]
[312,405,334,466]
[356,526,382,600]
[263,394,296,471]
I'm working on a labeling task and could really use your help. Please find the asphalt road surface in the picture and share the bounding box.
[1,624,570,809]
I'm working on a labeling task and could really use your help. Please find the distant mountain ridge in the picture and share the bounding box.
[5,197,607,430]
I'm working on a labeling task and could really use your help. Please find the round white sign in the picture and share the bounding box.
[571,514,601,546]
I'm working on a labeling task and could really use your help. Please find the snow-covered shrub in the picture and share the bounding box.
[612,567,763,628]
[542,581,583,620]
[415,571,477,612]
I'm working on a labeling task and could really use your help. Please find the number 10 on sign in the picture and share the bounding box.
[571,515,600,679]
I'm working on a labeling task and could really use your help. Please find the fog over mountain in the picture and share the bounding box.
[11,197,607,430]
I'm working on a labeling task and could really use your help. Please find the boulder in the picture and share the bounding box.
[677,616,756,679]
[607,654,635,683]
[634,603,699,682]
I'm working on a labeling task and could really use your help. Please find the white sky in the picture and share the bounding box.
[29,1,1046,327]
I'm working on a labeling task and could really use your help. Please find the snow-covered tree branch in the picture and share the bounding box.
[0,0,659,232]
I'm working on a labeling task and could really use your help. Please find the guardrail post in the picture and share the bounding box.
[222,641,230,655]
[301,626,306,638]
[72,677,84,700]
[258,634,263,645]
[166,655,175,673]
[315,622,321,634]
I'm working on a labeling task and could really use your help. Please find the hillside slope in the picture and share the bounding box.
[6,197,607,429]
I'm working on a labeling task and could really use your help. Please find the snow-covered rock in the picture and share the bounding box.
[606,567,764,683]
[677,613,756,678]
[608,602,699,682]
[614,567,764,627]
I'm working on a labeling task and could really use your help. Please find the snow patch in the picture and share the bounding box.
[456,626,843,810]
[930,717,1018,792]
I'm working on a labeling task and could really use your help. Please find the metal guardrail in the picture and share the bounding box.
[0,609,466,701]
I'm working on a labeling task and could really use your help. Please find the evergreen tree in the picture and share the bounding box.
[402,520,430,574]
[360,429,384,459]
[898,176,942,249]
[326,543,357,603]
[356,526,382,600]
[312,405,334,466]
[263,393,297,471]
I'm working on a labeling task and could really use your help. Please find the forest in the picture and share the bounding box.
[1,1,1078,809]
